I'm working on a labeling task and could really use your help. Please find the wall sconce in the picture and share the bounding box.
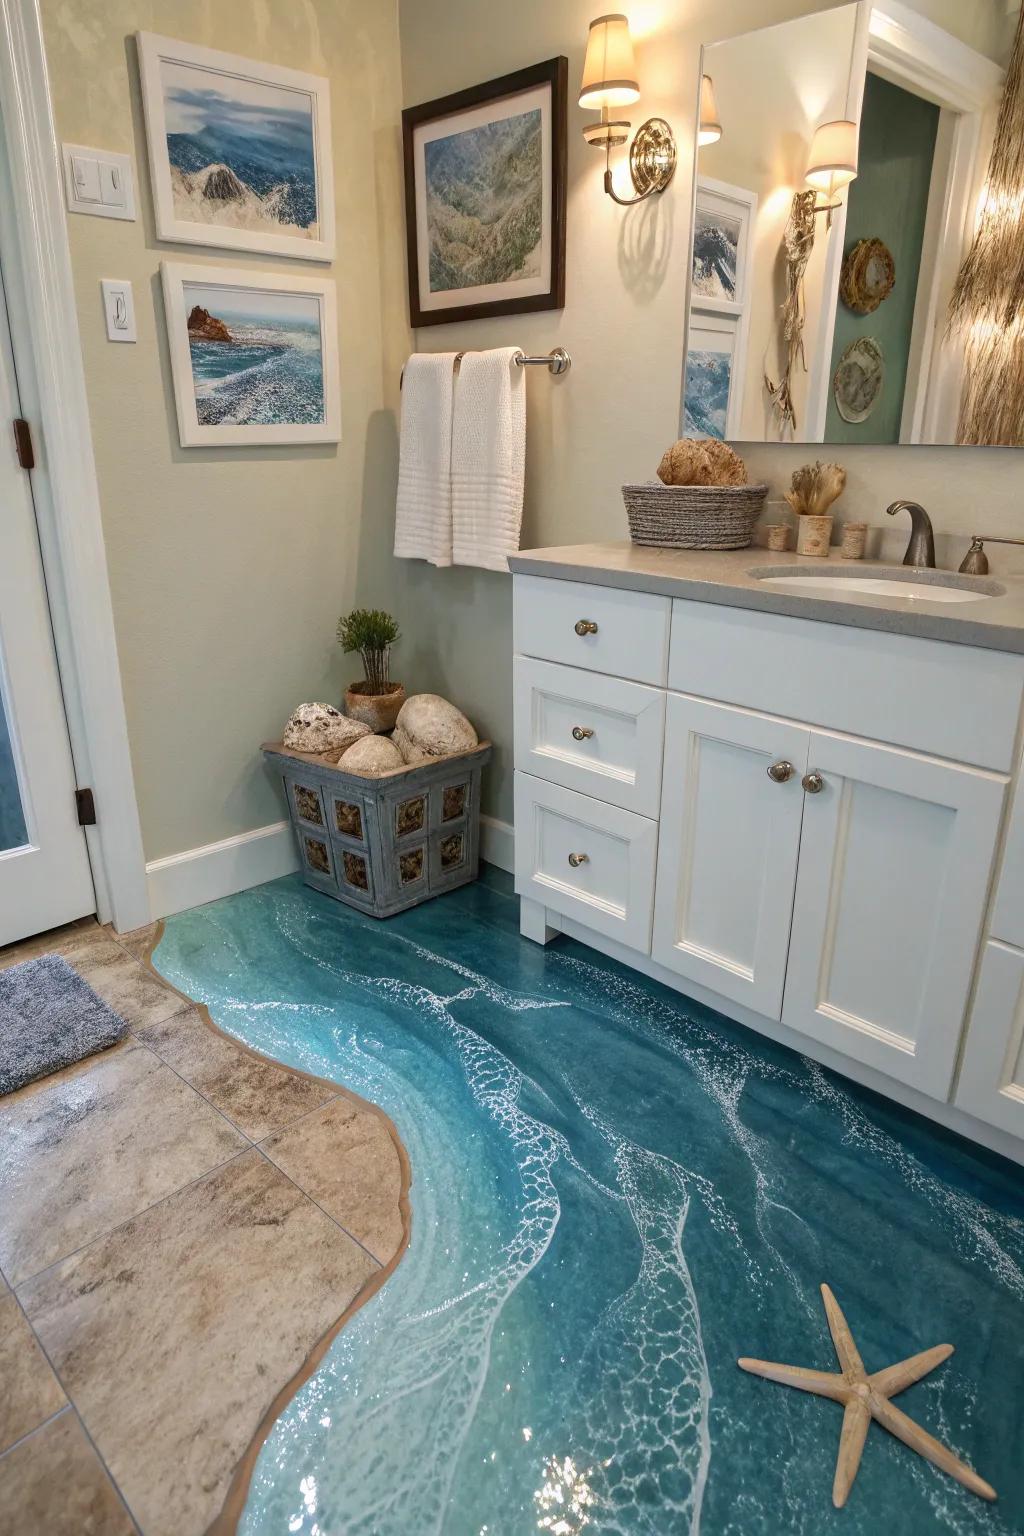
[805,118,859,228]
[579,13,676,206]
[698,74,722,147]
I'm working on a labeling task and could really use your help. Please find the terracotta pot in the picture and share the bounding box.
[796,514,833,557]
[345,682,405,733]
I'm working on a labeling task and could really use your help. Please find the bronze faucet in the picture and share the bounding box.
[886,500,936,569]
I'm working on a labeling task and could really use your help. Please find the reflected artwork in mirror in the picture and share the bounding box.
[681,2,1015,446]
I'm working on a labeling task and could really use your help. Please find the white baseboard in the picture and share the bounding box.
[145,821,299,921]
[480,814,514,873]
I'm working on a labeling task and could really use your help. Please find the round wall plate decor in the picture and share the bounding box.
[839,238,896,314]
[834,336,884,424]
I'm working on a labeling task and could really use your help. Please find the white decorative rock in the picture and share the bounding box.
[393,693,478,764]
[283,703,371,757]
[338,734,405,776]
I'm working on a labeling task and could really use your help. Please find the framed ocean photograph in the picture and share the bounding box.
[137,33,335,262]
[689,178,757,315]
[402,57,567,326]
[161,263,340,447]
[682,314,740,441]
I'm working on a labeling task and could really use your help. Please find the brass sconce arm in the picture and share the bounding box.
[600,117,677,205]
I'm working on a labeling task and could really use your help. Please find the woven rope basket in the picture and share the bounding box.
[622,481,769,550]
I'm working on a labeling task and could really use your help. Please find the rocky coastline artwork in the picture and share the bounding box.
[182,282,325,427]
[160,57,318,241]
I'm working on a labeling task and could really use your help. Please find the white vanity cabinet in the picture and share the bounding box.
[511,564,1024,1158]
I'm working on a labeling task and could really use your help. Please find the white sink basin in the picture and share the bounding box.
[750,568,1003,604]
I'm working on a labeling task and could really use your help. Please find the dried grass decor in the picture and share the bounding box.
[949,8,1024,445]
[784,461,847,516]
[765,190,817,437]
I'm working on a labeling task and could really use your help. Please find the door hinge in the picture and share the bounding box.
[75,787,97,826]
[13,418,35,470]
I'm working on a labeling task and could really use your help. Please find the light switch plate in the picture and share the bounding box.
[100,280,136,342]
[62,144,136,221]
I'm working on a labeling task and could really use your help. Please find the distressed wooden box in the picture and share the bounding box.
[263,740,492,917]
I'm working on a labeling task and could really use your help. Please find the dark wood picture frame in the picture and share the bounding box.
[401,57,568,327]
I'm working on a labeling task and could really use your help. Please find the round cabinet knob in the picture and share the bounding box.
[766,760,794,784]
[802,770,825,794]
[572,726,594,741]
[574,619,599,636]
[568,852,589,868]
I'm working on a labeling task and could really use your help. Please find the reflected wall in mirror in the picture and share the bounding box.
[681,2,1010,446]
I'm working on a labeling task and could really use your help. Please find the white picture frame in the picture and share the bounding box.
[689,176,757,316]
[137,32,335,262]
[682,312,742,441]
[161,262,340,447]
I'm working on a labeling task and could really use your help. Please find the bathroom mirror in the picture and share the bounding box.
[681,2,1008,446]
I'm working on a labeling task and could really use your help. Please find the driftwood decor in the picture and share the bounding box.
[765,189,817,436]
[949,8,1024,444]
[840,238,896,314]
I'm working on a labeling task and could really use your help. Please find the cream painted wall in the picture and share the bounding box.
[379,0,1019,830]
[40,0,409,861]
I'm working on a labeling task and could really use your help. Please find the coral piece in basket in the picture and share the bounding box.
[656,438,747,488]
[284,703,371,756]
[338,735,405,776]
[393,694,478,764]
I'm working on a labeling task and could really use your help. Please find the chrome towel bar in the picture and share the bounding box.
[400,346,570,387]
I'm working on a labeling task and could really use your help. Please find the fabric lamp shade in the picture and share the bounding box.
[579,14,640,109]
[698,74,722,146]
[805,118,859,192]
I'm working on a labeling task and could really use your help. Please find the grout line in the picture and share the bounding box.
[251,1144,384,1271]
[0,1404,70,1463]
[13,1148,252,1295]
[4,1292,143,1535]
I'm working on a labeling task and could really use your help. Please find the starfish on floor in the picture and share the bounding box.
[738,1283,997,1508]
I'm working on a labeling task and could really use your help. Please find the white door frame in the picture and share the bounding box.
[867,1,1003,445]
[0,0,149,931]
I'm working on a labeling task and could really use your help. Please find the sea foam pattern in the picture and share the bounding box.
[152,871,1024,1536]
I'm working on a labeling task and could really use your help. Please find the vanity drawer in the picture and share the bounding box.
[513,574,670,685]
[513,657,666,816]
[513,772,658,953]
[668,600,1024,771]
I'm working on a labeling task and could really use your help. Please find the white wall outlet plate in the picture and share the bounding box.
[62,144,136,221]
[100,280,137,342]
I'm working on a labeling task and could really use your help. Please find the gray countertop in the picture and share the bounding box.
[507,542,1024,655]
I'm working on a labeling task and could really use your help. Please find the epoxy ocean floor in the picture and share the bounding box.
[152,869,1024,1536]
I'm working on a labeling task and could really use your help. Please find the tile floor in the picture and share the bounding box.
[0,917,407,1535]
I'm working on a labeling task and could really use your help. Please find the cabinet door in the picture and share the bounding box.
[783,732,1006,1099]
[652,695,809,1018]
[955,941,1024,1138]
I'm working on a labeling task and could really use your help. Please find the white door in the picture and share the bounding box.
[0,260,94,945]
[652,694,809,1018]
[783,730,1005,1099]
[955,941,1024,1139]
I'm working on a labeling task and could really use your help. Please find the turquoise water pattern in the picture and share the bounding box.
[153,871,1024,1535]
[189,317,324,427]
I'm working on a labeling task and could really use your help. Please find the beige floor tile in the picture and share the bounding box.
[112,923,160,961]
[20,1148,377,1536]
[0,1408,136,1535]
[134,1005,334,1141]
[0,1043,247,1286]
[0,917,107,973]
[71,946,186,1030]
[262,1096,405,1264]
[0,1288,66,1453]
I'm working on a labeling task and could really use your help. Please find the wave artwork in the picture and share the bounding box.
[183,283,325,428]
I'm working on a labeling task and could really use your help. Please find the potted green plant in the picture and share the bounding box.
[337,608,405,732]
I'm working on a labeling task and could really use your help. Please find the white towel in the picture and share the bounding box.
[451,347,526,572]
[394,352,458,568]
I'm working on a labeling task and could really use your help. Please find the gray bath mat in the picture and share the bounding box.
[0,953,128,1096]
